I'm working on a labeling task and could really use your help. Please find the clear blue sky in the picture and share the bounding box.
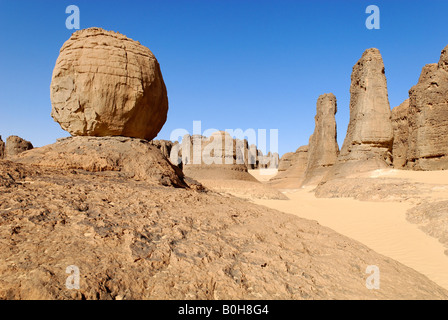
[0,0,447,156]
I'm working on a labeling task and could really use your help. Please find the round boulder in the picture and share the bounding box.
[50,28,168,140]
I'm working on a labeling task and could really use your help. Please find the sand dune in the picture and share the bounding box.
[249,169,448,291]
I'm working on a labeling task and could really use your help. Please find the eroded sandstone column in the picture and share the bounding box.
[328,48,394,179]
[302,93,339,186]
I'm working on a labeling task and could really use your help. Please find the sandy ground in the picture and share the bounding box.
[249,169,448,291]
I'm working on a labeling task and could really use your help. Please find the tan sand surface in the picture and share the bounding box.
[249,169,278,182]
[250,169,448,291]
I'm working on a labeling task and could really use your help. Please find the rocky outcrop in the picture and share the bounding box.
[406,45,448,170]
[0,136,4,159]
[325,48,393,181]
[302,93,339,186]
[10,136,188,188]
[1,160,447,299]
[277,152,295,172]
[269,145,309,189]
[149,139,177,162]
[391,99,410,168]
[5,135,33,157]
[50,28,168,140]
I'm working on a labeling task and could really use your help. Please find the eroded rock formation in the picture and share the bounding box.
[50,28,168,140]
[269,145,309,189]
[5,135,33,157]
[391,99,410,168]
[406,45,448,170]
[327,48,394,180]
[302,93,339,186]
[0,136,4,159]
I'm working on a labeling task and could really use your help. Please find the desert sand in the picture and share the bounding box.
[250,168,448,290]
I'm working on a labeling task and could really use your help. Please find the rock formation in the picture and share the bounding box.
[11,136,189,188]
[326,48,394,180]
[149,139,178,164]
[391,99,410,168]
[1,160,447,299]
[175,131,286,199]
[269,145,309,189]
[50,28,168,140]
[277,152,295,172]
[406,45,448,170]
[5,135,33,157]
[302,93,339,186]
[180,131,254,181]
[0,136,4,159]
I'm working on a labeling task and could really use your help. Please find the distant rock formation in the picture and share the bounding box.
[50,28,168,140]
[5,135,33,157]
[174,131,286,199]
[0,136,5,159]
[257,151,279,169]
[11,136,189,188]
[180,131,257,181]
[391,99,410,168]
[406,45,448,170]
[327,48,393,180]
[269,145,309,189]
[302,93,339,186]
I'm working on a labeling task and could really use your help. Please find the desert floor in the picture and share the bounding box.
[249,169,448,290]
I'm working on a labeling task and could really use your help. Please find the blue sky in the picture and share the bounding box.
[0,0,447,156]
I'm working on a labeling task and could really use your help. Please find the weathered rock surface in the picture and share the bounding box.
[407,45,448,170]
[0,136,4,159]
[269,146,309,189]
[50,28,168,140]
[5,136,33,157]
[277,152,295,172]
[0,160,446,299]
[9,136,187,188]
[302,93,339,186]
[149,139,178,165]
[391,99,410,168]
[324,48,393,182]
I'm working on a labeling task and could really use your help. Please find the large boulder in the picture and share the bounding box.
[406,45,448,170]
[50,28,168,140]
[326,48,393,180]
[5,135,33,157]
[391,99,410,168]
[302,93,339,186]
